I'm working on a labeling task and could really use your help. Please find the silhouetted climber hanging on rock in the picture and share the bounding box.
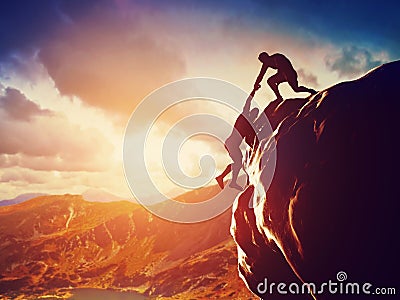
[254,52,317,100]
[216,53,316,190]
[215,88,261,190]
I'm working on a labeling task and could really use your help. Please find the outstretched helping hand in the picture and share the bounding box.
[250,85,260,98]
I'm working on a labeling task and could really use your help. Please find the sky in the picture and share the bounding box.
[0,0,399,200]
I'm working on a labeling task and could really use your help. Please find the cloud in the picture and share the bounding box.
[325,46,389,78]
[0,167,48,184]
[38,9,186,117]
[0,87,51,120]
[297,68,319,87]
[0,87,113,171]
[0,52,135,199]
[0,165,132,200]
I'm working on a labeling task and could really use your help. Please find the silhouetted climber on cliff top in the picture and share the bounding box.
[215,88,261,190]
[254,52,317,100]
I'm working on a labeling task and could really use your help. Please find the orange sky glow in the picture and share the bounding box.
[0,3,391,201]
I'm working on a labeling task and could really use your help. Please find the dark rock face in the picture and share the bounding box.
[231,61,400,299]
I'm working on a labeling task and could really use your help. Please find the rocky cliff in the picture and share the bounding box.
[231,61,400,299]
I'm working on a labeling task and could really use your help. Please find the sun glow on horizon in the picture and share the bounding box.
[0,2,388,201]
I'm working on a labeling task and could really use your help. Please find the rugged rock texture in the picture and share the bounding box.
[231,61,400,299]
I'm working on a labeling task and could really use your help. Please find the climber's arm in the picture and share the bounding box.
[242,88,257,115]
[254,64,268,90]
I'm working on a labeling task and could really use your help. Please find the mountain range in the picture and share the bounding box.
[0,188,255,299]
[0,193,47,207]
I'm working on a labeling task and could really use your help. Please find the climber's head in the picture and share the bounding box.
[249,107,259,122]
[258,52,269,63]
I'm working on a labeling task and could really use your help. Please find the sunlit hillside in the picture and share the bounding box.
[0,191,255,299]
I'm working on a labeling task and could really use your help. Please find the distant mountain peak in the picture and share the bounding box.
[0,192,47,207]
